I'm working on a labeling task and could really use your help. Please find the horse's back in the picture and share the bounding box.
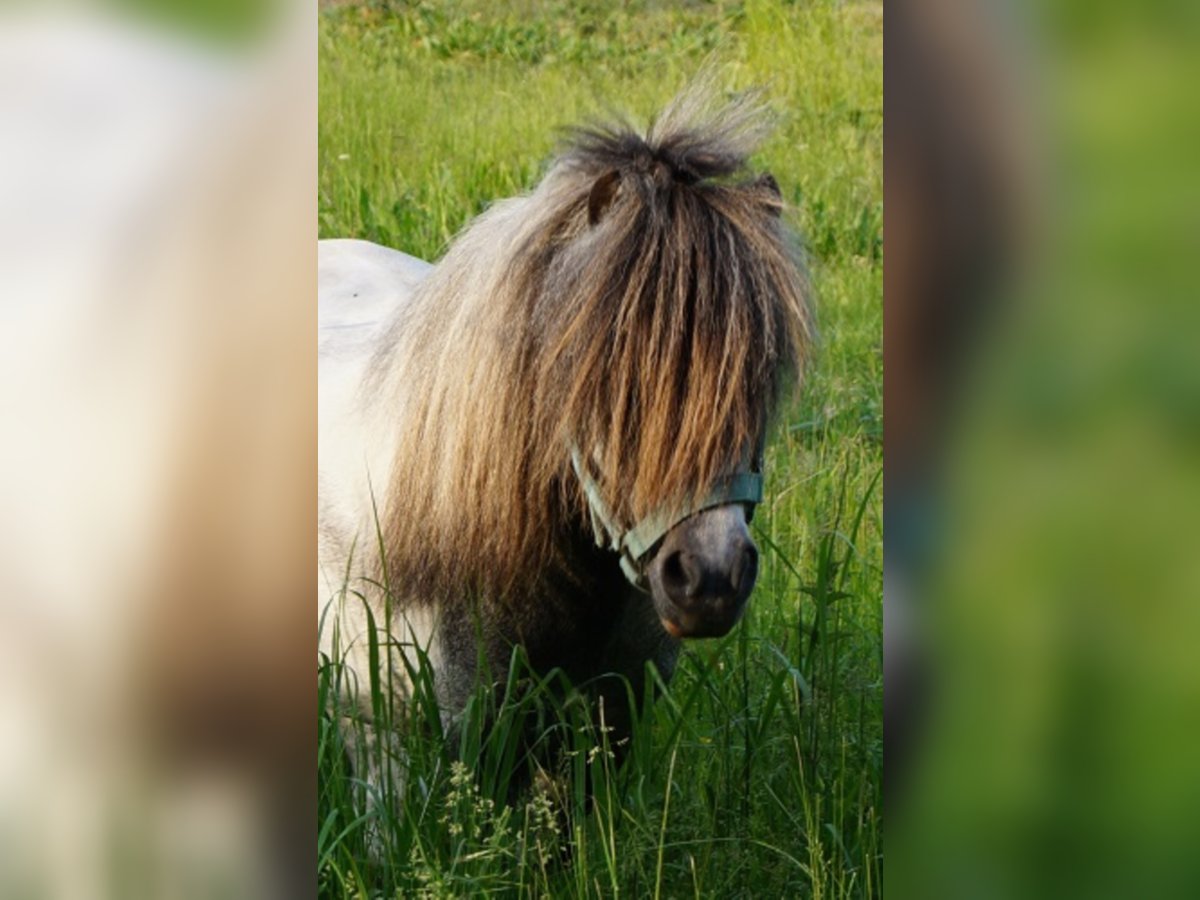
[318,239,432,356]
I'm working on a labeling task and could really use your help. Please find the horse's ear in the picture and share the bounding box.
[755,172,784,217]
[587,170,621,226]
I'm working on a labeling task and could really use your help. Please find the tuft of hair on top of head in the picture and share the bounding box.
[561,82,775,203]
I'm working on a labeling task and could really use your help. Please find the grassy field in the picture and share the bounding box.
[318,1,881,896]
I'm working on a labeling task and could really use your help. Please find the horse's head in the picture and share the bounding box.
[506,93,813,638]
[523,95,811,639]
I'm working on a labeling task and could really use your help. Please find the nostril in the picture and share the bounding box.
[660,550,699,599]
[663,551,684,583]
[733,543,759,594]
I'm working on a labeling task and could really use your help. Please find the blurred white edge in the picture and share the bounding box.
[0,4,315,897]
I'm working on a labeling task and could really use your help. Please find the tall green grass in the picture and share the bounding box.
[319,1,881,896]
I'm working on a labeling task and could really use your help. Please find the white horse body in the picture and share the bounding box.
[317,238,438,695]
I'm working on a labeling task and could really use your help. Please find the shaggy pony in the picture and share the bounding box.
[319,86,812,786]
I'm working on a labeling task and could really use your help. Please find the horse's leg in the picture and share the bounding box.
[324,603,424,861]
[338,712,406,844]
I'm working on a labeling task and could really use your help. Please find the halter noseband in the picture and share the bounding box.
[569,446,764,590]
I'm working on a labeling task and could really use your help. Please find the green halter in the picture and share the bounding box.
[569,446,764,590]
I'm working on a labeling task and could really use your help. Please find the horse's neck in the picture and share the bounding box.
[353,197,532,429]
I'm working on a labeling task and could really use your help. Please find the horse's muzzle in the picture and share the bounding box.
[646,504,758,639]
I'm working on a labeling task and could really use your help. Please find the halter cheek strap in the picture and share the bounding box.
[569,446,764,590]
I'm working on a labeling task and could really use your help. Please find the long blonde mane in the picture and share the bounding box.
[371,89,812,605]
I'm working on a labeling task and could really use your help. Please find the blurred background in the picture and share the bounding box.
[887,0,1200,897]
[0,1,312,897]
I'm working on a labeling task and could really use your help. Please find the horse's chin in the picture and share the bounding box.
[656,610,742,641]
[650,584,745,640]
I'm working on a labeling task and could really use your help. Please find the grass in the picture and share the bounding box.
[318,1,881,896]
